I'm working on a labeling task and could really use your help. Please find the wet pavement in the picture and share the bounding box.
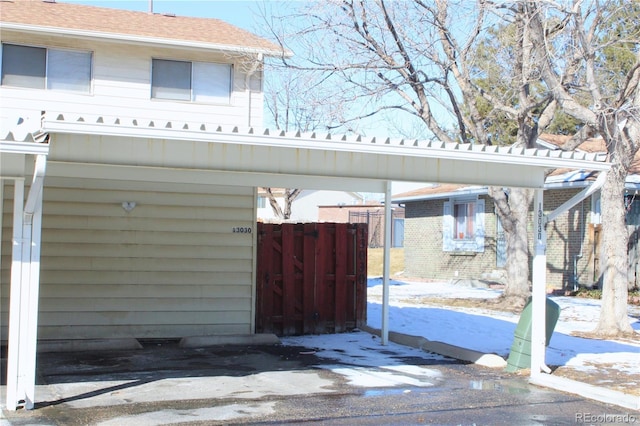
[1,333,637,425]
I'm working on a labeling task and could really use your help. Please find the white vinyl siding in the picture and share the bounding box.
[1,43,91,93]
[443,198,485,252]
[152,58,231,104]
[0,34,259,127]
[0,179,256,340]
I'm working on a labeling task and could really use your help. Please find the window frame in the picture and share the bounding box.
[443,197,485,252]
[151,58,232,104]
[257,196,267,209]
[1,43,93,93]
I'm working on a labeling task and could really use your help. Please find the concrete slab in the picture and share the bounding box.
[37,339,142,353]
[2,332,633,425]
[361,325,508,368]
[179,333,280,347]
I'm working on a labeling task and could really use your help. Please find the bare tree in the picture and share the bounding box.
[260,52,352,219]
[267,0,565,306]
[523,0,640,337]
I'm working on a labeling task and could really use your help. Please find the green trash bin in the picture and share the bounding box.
[505,296,560,372]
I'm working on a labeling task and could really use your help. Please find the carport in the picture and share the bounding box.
[1,111,610,410]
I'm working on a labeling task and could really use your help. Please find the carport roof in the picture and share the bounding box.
[2,112,610,192]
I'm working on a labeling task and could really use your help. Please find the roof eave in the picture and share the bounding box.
[40,116,611,173]
[393,187,489,203]
[1,22,291,57]
[0,140,50,155]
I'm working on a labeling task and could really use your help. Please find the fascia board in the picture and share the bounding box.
[535,139,559,150]
[0,140,49,155]
[625,184,640,192]
[46,161,388,193]
[543,181,591,190]
[41,120,611,173]
[1,23,291,57]
[393,188,488,203]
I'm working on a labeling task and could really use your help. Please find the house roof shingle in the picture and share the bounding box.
[0,0,286,56]
[539,133,640,174]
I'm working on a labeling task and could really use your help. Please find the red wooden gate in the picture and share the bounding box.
[256,222,368,336]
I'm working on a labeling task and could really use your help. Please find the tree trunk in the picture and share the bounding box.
[594,163,635,336]
[490,186,533,307]
[504,188,533,301]
[265,188,284,219]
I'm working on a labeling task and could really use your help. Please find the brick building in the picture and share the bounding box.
[396,185,597,291]
[394,135,640,292]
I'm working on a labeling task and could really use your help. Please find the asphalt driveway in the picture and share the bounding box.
[1,331,635,425]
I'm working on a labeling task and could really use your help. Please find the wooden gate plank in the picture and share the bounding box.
[282,224,296,335]
[303,223,317,334]
[256,222,368,336]
[355,223,368,328]
[256,223,274,333]
[315,222,328,332]
[334,223,348,332]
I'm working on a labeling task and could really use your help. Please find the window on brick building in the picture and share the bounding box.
[443,198,485,252]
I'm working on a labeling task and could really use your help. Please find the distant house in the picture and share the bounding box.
[257,188,366,222]
[256,188,405,246]
[394,134,640,291]
[319,203,405,248]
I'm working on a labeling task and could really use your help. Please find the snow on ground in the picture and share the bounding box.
[364,278,640,375]
[282,331,447,389]
[280,278,639,394]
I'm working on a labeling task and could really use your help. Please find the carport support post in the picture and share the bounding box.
[6,155,47,410]
[530,188,547,376]
[381,181,392,345]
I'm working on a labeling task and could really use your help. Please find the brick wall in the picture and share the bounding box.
[404,195,497,281]
[540,189,597,290]
[404,189,597,290]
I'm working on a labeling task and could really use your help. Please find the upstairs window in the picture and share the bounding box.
[443,198,485,252]
[1,43,92,92]
[152,59,231,104]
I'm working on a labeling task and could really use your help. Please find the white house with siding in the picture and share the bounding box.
[257,188,366,222]
[0,0,613,411]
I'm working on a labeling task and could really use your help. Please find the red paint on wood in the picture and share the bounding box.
[256,222,367,336]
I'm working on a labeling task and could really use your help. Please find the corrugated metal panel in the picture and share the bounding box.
[41,112,607,163]
[30,113,610,192]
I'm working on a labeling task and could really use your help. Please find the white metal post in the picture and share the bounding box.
[6,154,47,410]
[0,180,3,278]
[6,178,25,411]
[381,181,392,345]
[531,189,547,376]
